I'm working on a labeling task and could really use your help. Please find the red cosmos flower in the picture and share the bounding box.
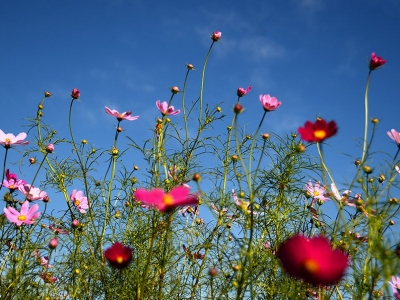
[237,85,252,97]
[369,53,386,70]
[71,88,80,99]
[104,242,133,269]
[298,119,338,142]
[277,235,348,286]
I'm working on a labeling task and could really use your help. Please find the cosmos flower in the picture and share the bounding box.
[156,100,180,116]
[104,242,133,269]
[388,129,400,146]
[259,94,281,111]
[4,201,41,226]
[0,129,29,148]
[330,183,359,207]
[237,85,252,97]
[369,53,386,70]
[389,276,400,300]
[2,169,26,192]
[211,31,221,42]
[232,189,258,215]
[70,189,89,213]
[18,184,48,201]
[298,119,338,142]
[305,181,330,203]
[277,234,348,286]
[105,106,139,121]
[134,186,198,212]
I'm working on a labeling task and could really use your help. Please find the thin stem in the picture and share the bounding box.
[361,71,372,164]
[199,41,215,123]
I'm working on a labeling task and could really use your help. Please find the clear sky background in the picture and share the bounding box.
[1,1,400,215]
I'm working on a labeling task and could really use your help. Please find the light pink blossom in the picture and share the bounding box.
[4,201,40,226]
[388,129,400,146]
[389,276,400,300]
[0,129,29,148]
[18,184,47,201]
[259,94,281,112]
[330,183,358,207]
[396,166,400,174]
[105,106,139,121]
[156,100,180,116]
[305,181,330,203]
[134,186,198,212]
[2,169,26,191]
[70,189,89,213]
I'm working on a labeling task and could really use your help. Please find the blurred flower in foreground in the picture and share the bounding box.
[42,272,57,284]
[396,166,400,174]
[237,85,252,97]
[0,129,29,148]
[298,119,338,142]
[305,181,330,204]
[104,242,133,269]
[330,183,359,207]
[277,235,348,285]
[4,201,41,226]
[156,100,180,116]
[389,276,400,300]
[71,88,80,99]
[211,31,221,41]
[134,186,198,212]
[105,106,139,121]
[70,189,89,213]
[18,184,48,201]
[259,94,281,111]
[369,53,386,70]
[2,169,26,192]
[388,129,400,147]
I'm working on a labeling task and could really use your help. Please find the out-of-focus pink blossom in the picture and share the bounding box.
[156,100,180,116]
[70,189,89,213]
[369,53,386,70]
[396,166,400,174]
[0,130,29,148]
[48,224,69,235]
[105,106,139,121]
[2,169,26,192]
[389,276,400,300]
[232,189,258,216]
[259,94,281,112]
[49,237,58,249]
[18,184,47,201]
[104,242,133,269]
[298,119,338,143]
[211,31,221,42]
[388,129,400,146]
[237,85,252,97]
[3,201,40,226]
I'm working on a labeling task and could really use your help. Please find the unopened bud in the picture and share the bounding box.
[209,268,218,277]
[44,91,52,98]
[262,133,270,140]
[233,103,243,114]
[45,144,54,153]
[227,126,232,131]
[115,210,121,219]
[389,198,399,204]
[193,173,201,182]
[71,220,80,228]
[38,104,44,110]
[233,265,241,271]
[216,106,222,112]
[238,191,245,198]
[131,177,137,184]
[363,166,373,174]
[187,63,194,70]
[171,86,179,94]
[317,199,324,206]
[378,174,385,183]
[134,166,139,171]
[291,133,297,138]
[49,237,58,249]
[117,127,122,132]
[111,148,119,156]
[81,139,87,144]
[43,196,50,203]
[297,144,306,153]
[354,159,361,166]
[390,220,395,226]
[29,157,36,164]
[371,118,379,124]
[231,155,238,162]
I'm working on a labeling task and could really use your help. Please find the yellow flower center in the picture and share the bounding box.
[313,191,320,196]
[303,259,319,275]
[163,194,174,205]
[116,256,124,264]
[5,138,10,143]
[314,130,326,140]
[75,200,81,206]
[18,215,26,221]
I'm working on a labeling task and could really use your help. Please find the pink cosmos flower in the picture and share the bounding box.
[105,106,139,121]
[389,276,400,300]
[34,251,52,268]
[259,94,281,112]
[18,184,47,201]
[396,166,400,174]
[211,31,221,42]
[330,183,358,207]
[305,181,330,203]
[0,129,29,148]
[71,88,80,99]
[2,169,26,191]
[134,186,198,212]
[388,129,400,146]
[369,53,386,70]
[156,100,180,116]
[70,189,89,213]
[48,224,69,235]
[4,201,41,226]
[237,85,252,97]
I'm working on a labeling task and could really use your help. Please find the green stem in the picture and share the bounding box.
[361,71,372,164]
[199,41,215,123]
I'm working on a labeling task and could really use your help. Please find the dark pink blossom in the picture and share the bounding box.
[105,106,139,121]
[2,169,26,191]
[298,119,338,142]
[369,53,386,70]
[104,242,133,269]
[71,88,80,99]
[237,85,252,97]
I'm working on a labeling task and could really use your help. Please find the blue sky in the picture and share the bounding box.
[1,0,400,212]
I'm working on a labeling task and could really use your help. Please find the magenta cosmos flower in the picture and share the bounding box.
[388,129,400,147]
[2,169,26,192]
[105,106,139,122]
[70,189,89,213]
[156,100,180,116]
[4,201,41,226]
[104,242,133,269]
[259,94,281,112]
[18,184,47,201]
[0,129,29,148]
[389,276,400,300]
[298,119,338,142]
[277,234,348,286]
[237,85,252,97]
[211,31,221,42]
[369,53,386,70]
[134,186,198,212]
[305,181,330,203]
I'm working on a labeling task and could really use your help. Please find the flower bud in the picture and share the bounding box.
[49,237,58,249]
[81,139,87,144]
[227,126,232,131]
[371,118,379,124]
[187,63,194,70]
[231,155,238,162]
[131,177,137,184]
[211,31,221,41]
[117,127,122,132]
[216,106,222,113]
[29,157,36,164]
[171,86,179,94]
[233,265,240,271]
[378,174,385,183]
[291,133,297,138]
[317,199,324,206]
[209,268,218,277]
[390,220,395,226]
[44,91,52,98]
[71,220,80,228]
[297,144,306,153]
[233,103,243,114]
[71,88,80,99]
[134,166,139,171]
[38,104,44,110]
[43,196,50,203]
[262,133,270,140]
[112,148,119,156]
[363,166,373,174]
[238,191,245,198]
[192,173,201,182]
[389,198,399,204]
[115,210,121,219]
[354,159,361,166]
[46,144,54,153]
